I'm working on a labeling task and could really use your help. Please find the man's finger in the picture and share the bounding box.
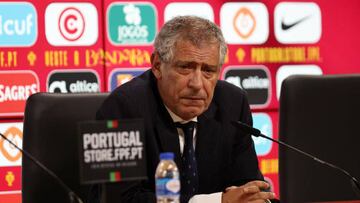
[248,191,276,201]
[248,200,270,203]
[245,180,270,190]
[243,185,261,194]
[224,186,238,192]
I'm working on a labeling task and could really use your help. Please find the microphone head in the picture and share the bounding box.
[230,121,261,137]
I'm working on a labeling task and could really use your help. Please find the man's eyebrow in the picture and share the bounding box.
[174,60,218,67]
[174,60,191,64]
[202,64,219,71]
[204,64,218,68]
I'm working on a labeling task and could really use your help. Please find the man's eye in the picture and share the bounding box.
[176,64,192,74]
[202,66,217,77]
[179,64,191,69]
[203,67,216,73]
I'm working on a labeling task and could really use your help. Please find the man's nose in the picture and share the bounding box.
[188,69,203,90]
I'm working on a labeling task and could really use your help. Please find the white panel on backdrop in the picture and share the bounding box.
[220,2,269,44]
[274,2,322,44]
[0,122,23,167]
[276,65,323,100]
[45,3,98,46]
[164,2,214,22]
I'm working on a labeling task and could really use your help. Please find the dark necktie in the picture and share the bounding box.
[175,121,198,203]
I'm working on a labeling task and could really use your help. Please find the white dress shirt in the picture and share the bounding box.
[165,106,222,203]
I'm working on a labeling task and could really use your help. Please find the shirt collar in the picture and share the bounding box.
[165,106,198,124]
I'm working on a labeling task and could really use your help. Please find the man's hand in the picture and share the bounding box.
[222,181,276,203]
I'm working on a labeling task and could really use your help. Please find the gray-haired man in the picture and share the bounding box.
[96,16,276,203]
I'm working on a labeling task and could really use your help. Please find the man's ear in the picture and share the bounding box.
[151,52,162,79]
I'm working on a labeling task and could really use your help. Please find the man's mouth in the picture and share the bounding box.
[180,97,205,106]
[182,96,204,101]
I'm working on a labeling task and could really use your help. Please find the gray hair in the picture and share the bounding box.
[154,16,227,67]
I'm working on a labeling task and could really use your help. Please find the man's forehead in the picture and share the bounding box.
[172,40,220,64]
[175,39,219,50]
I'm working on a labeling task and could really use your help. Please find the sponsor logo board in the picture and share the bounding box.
[108,68,148,91]
[0,166,21,192]
[222,66,271,108]
[164,2,214,22]
[0,123,23,167]
[252,113,273,156]
[107,2,157,45]
[274,2,322,44]
[276,65,322,100]
[47,70,100,93]
[45,3,98,46]
[220,2,269,44]
[0,2,37,47]
[0,71,39,117]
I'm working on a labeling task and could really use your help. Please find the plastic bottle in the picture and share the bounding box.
[155,152,180,203]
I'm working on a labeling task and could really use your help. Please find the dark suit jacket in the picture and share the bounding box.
[96,70,263,202]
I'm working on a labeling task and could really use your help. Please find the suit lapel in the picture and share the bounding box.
[196,102,221,166]
[154,108,182,168]
[195,102,225,192]
[148,72,182,167]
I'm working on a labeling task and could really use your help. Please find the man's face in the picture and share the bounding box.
[152,40,221,120]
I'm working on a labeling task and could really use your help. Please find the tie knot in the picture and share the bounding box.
[174,121,196,132]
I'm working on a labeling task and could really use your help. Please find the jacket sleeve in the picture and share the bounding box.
[228,93,264,186]
[217,82,264,188]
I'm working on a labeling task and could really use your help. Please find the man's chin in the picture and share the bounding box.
[177,107,205,120]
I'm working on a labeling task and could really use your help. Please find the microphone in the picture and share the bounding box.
[0,132,83,203]
[231,121,360,198]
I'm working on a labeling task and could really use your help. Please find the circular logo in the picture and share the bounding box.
[58,7,85,41]
[233,7,256,39]
[0,126,23,162]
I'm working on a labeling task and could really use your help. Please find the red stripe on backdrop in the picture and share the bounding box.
[0,193,21,203]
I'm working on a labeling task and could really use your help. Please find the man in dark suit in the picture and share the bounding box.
[97,16,276,203]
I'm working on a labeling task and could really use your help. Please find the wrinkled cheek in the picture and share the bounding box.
[168,88,178,103]
[185,104,207,116]
[203,99,212,109]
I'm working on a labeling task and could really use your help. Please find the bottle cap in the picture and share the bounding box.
[160,152,174,160]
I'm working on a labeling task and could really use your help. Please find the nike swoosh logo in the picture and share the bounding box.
[281,16,310,30]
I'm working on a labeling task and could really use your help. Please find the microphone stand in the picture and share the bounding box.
[231,121,360,198]
[0,132,83,203]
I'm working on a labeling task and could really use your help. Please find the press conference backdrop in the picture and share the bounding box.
[0,0,359,202]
